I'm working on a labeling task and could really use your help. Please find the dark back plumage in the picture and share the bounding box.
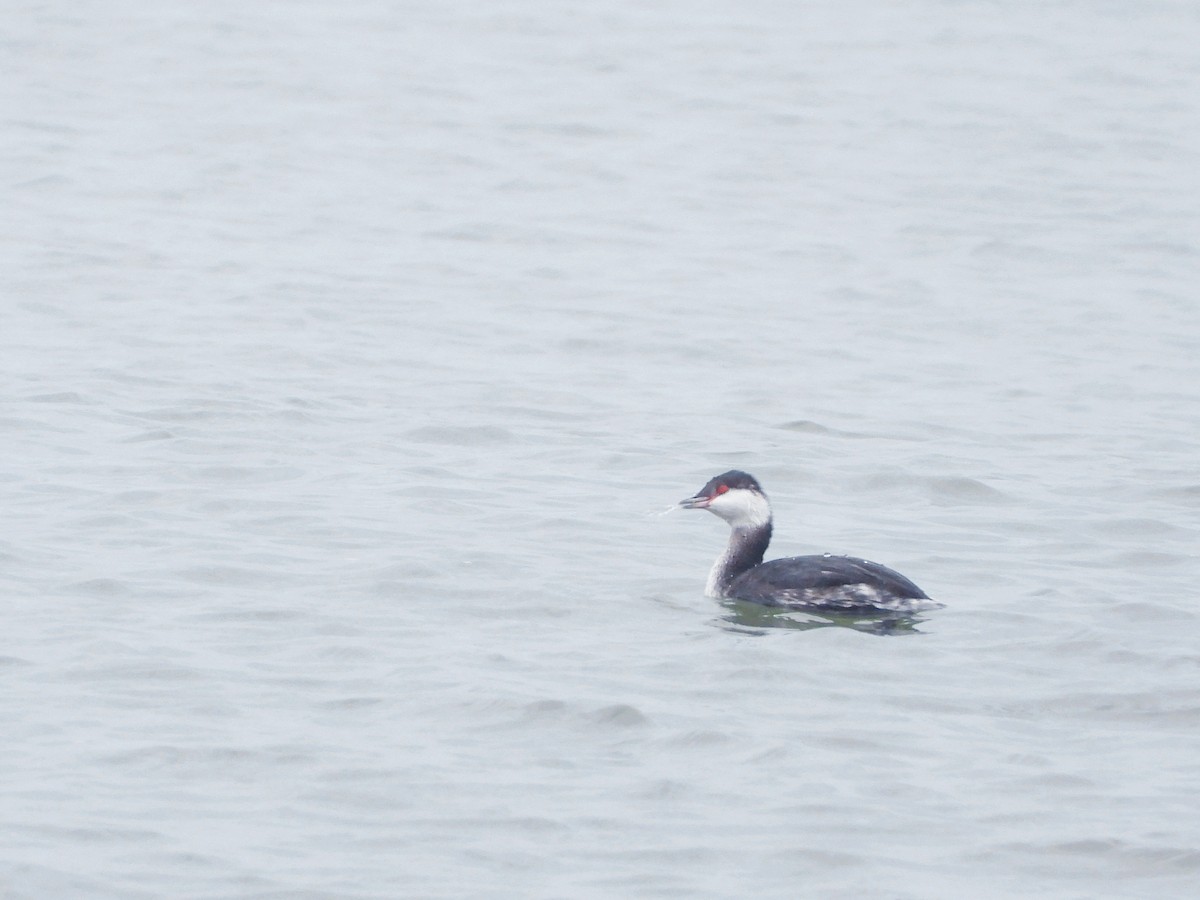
[729,554,930,609]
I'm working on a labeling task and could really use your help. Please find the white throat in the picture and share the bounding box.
[705,553,732,598]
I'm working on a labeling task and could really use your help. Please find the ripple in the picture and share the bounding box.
[1038,690,1200,727]
[1089,517,1195,539]
[521,699,569,719]
[316,697,386,711]
[174,566,297,588]
[859,471,1010,505]
[24,823,164,844]
[184,465,306,484]
[121,429,175,443]
[28,392,89,404]
[778,419,878,438]
[589,704,649,727]
[994,838,1200,874]
[65,662,202,683]
[1103,550,1193,569]
[661,729,733,748]
[65,578,135,597]
[403,425,516,445]
[101,744,315,772]
[926,476,1011,504]
[192,606,309,622]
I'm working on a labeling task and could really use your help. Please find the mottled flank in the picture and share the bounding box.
[735,581,943,614]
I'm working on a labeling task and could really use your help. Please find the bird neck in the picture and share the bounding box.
[706,520,773,597]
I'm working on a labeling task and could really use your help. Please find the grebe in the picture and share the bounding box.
[680,470,938,612]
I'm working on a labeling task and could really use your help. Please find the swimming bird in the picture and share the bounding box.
[680,470,938,612]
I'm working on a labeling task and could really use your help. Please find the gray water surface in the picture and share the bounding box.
[4,1,1200,897]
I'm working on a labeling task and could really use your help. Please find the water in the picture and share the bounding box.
[4,0,1199,897]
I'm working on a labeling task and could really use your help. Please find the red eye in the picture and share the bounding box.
[714,484,729,495]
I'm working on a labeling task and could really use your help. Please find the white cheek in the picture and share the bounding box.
[707,490,770,529]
